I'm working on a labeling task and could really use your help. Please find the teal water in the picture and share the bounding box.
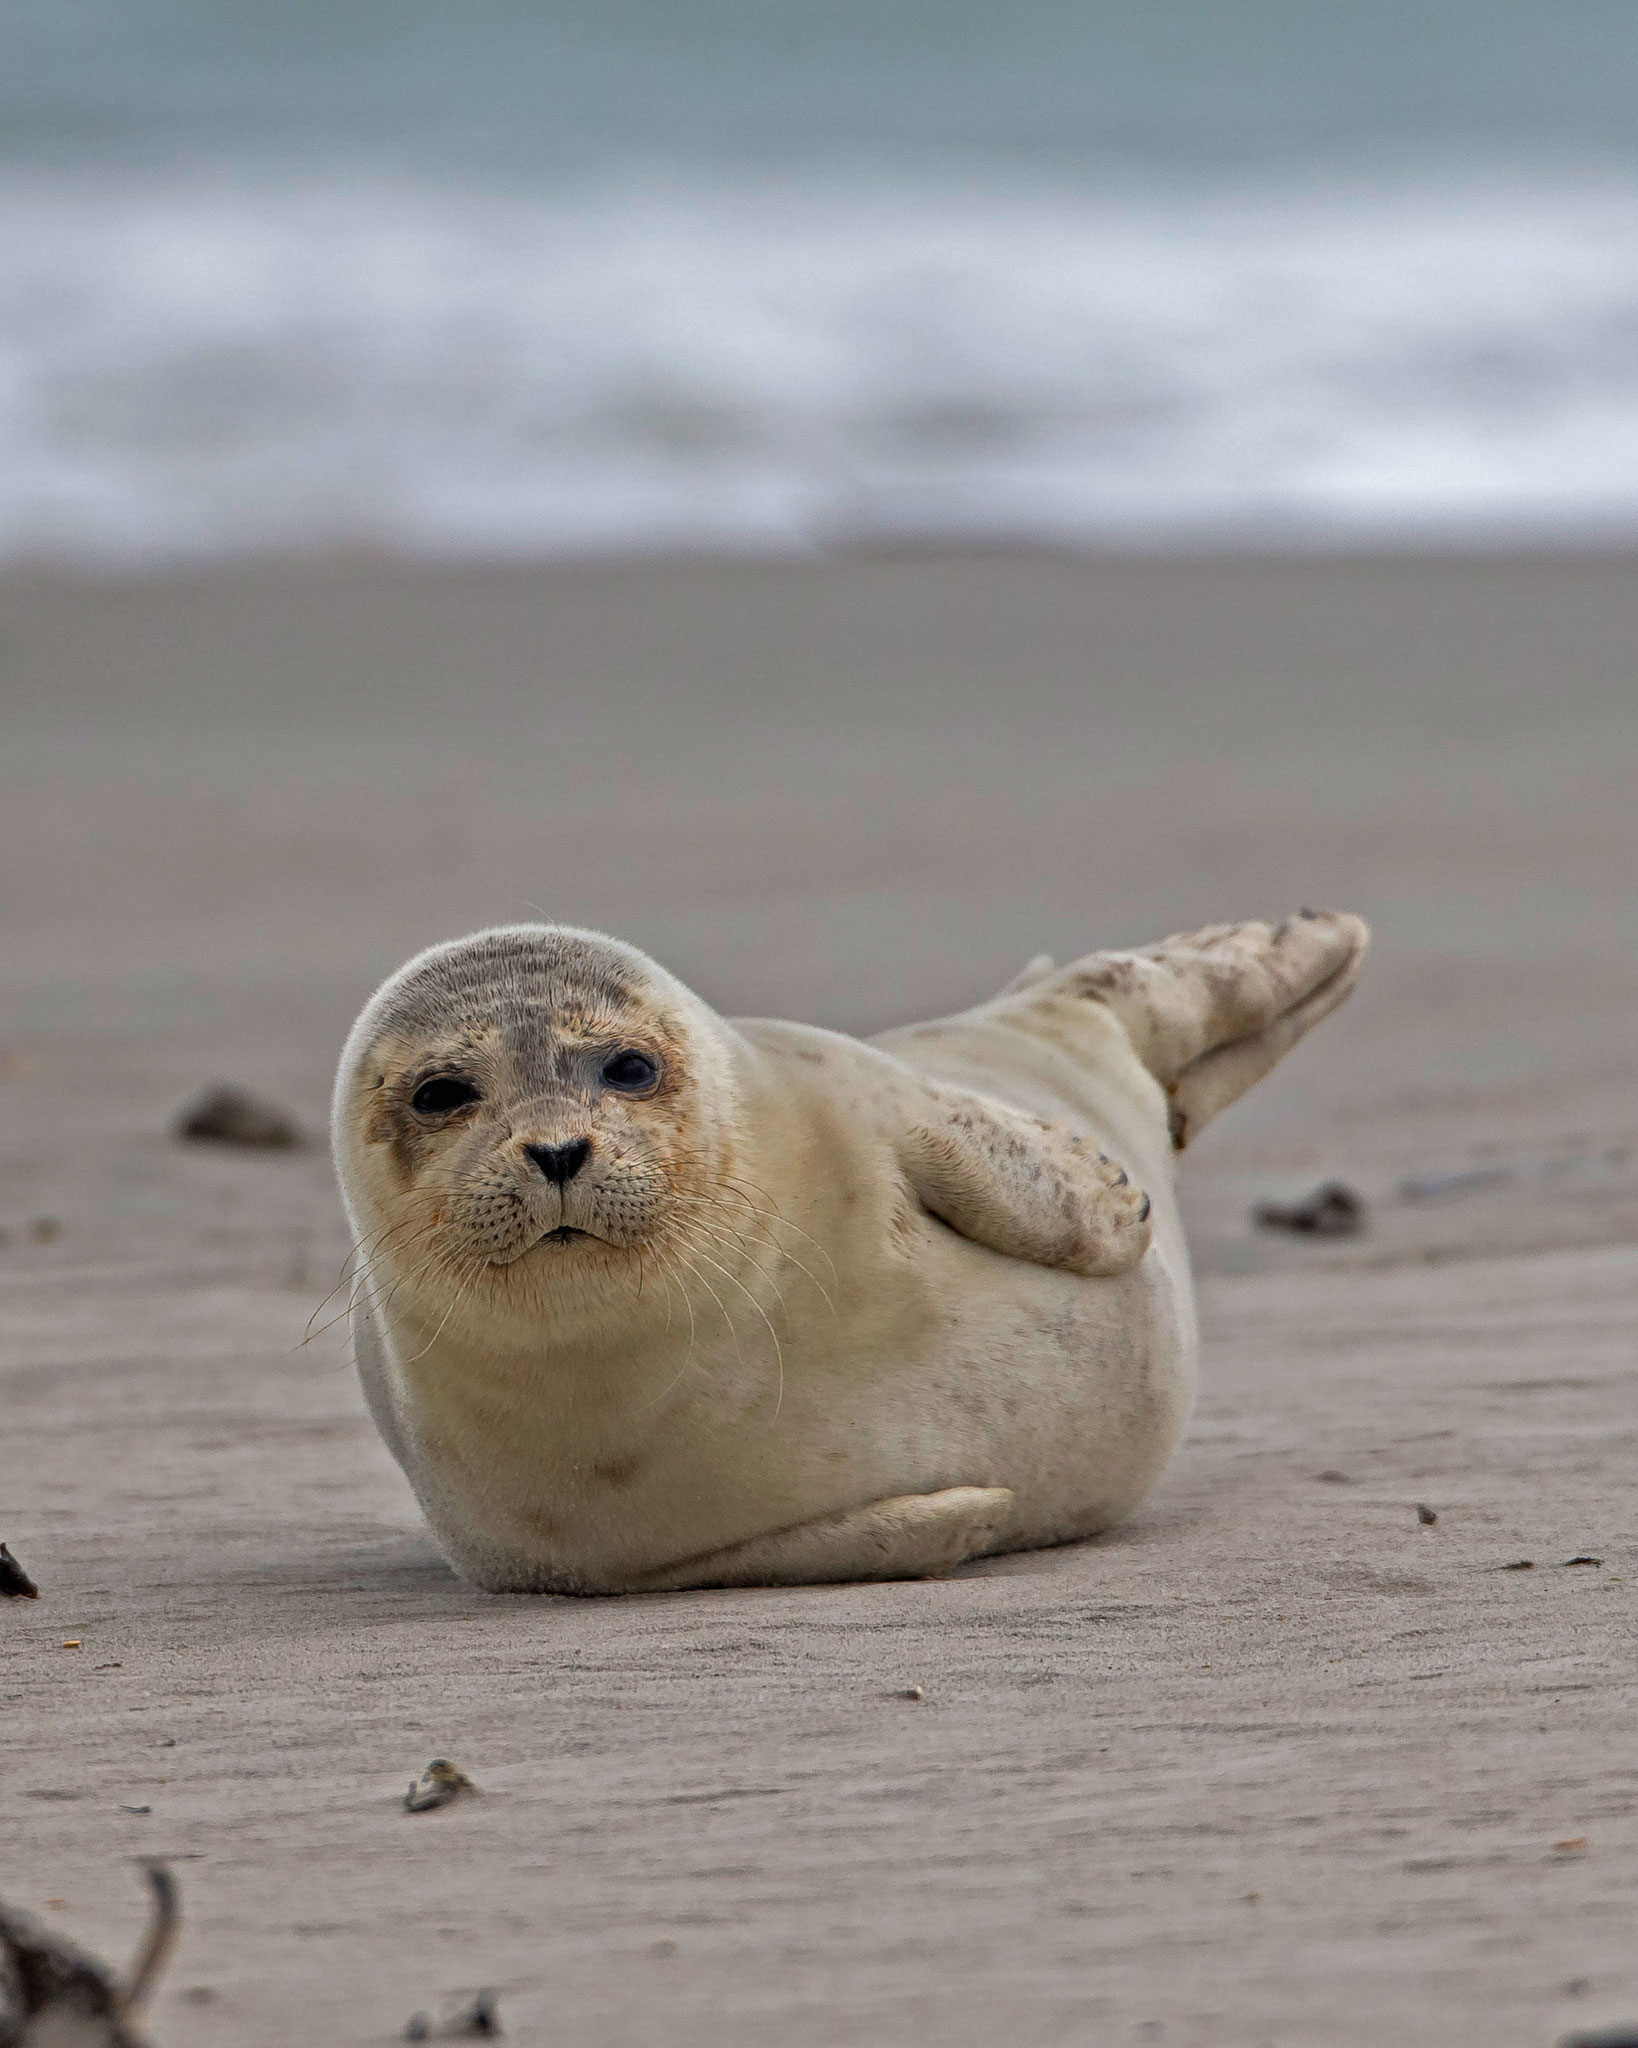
[10,1,1638,169]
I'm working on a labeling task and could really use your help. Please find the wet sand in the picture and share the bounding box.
[2,551,1636,2045]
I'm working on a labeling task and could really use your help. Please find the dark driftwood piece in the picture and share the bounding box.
[0,1546,39,1599]
[0,1866,177,2047]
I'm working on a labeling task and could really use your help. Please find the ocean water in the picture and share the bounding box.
[7,1,1638,566]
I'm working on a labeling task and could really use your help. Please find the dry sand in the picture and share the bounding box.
[2,551,1635,2046]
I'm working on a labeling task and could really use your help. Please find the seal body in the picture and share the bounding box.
[332,913,1367,1592]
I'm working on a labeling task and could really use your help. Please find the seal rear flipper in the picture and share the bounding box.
[1162,927,1367,1147]
[998,951,1057,994]
[1023,909,1368,1149]
[1157,911,1368,1148]
[626,1486,1015,1591]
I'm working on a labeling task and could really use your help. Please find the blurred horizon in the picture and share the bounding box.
[9,1,1638,568]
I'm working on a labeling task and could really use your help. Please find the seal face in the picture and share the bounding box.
[340,926,738,1333]
[333,912,1367,1594]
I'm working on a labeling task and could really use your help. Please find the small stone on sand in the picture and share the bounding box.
[174,1084,302,1150]
[1254,1180,1365,1237]
[405,1991,501,2038]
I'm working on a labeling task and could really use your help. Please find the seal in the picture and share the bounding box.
[332,910,1367,1593]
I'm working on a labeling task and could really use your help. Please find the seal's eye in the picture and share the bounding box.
[411,1076,480,1117]
[601,1049,659,1093]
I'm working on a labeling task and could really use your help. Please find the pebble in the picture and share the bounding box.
[1253,1181,1365,1237]
[405,1991,502,2038]
[174,1084,302,1149]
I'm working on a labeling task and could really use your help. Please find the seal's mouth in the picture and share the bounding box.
[485,1222,609,1267]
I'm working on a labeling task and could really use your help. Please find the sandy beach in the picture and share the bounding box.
[3,549,1636,2045]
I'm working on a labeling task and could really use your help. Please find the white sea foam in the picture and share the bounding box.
[5,165,1638,565]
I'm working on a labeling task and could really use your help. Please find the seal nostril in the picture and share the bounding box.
[525,1138,591,1185]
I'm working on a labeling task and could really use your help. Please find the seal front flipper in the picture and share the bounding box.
[627,1486,1015,1591]
[894,1078,1153,1278]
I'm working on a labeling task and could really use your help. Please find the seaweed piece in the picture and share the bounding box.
[404,1760,475,1814]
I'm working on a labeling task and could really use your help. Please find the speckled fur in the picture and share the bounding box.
[333,912,1367,1593]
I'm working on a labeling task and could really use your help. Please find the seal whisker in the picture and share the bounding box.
[651,1250,673,1325]
[312,1225,449,1344]
[621,1243,675,1338]
[664,1157,837,1287]
[347,1225,480,1340]
[675,1191,838,1322]
[668,1197,767,1272]
[638,1244,704,1410]
[712,1172,840,1284]
[666,1241,746,1373]
[337,1205,450,1290]
[392,1252,487,1368]
[670,1201,794,1313]
[301,1216,446,1346]
[675,1219,802,1365]
[674,1228,787,1420]
[646,1245,692,1344]
[671,1187,839,1327]
[625,1244,648,1305]
[303,1214,427,1339]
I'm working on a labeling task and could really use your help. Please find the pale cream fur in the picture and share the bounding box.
[331,911,1367,1593]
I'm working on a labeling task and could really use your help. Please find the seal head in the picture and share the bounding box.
[332,925,738,1338]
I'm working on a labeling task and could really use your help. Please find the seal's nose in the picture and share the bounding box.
[525,1138,591,1185]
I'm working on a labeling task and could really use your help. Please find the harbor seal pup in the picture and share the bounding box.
[332,910,1367,1593]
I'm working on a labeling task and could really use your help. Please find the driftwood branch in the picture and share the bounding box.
[0,1865,179,2047]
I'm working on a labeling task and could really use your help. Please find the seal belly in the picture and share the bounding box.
[862,1208,1196,1553]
